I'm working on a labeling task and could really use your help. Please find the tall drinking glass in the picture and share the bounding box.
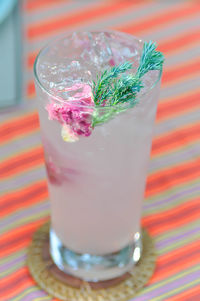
[34,31,162,281]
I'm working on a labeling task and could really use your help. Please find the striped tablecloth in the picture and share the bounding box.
[0,1,200,300]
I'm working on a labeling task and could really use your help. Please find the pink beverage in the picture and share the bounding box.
[34,31,163,281]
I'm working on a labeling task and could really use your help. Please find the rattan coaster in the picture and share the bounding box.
[27,222,156,301]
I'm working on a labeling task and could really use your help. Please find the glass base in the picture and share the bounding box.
[50,228,142,282]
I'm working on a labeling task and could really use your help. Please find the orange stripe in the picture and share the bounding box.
[162,59,200,87]
[0,146,44,180]
[0,270,59,300]
[142,197,200,224]
[151,122,200,156]
[168,284,200,301]
[27,81,35,98]
[0,281,36,301]
[0,267,34,294]
[27,51,38,69]
[160,87,200,105]
[0,180,47,206]
[157,240,200,263]
[158,28,200,55]
[1,283,31,300]
[27,0,143,40]
[0,218,48,258]
[0,111,39,145]
[152,256,200,286]
[143,199,200,235]
[116,1,200,35]
[146,157,200,197]
[156,90,200,122]
[0,240,30,259]
[146,211,200,236]
[0,180,48,217]
[150,241,200,284]
[1,267,35,300]
[1,283,32,300]
[24,0,67,12]
[158,248,200,270]
[0,219,47,244]
[0,266,31,286]
[151,252,200,284]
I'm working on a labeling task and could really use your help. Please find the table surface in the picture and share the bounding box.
[0,0,200,300]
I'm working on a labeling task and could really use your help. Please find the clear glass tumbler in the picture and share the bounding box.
[34,31,162,282]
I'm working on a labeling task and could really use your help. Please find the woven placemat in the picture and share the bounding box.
[27,222,156,301]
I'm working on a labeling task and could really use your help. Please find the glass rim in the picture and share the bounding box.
[34,30,162,109]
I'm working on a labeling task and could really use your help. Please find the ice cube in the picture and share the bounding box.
[37,31,142,98]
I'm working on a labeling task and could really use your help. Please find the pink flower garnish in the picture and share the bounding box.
[46,83,94,140]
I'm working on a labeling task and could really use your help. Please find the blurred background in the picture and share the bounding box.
[0,0,199,110]
[0,0,200,300]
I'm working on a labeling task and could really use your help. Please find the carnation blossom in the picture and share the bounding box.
[46,83,94,140]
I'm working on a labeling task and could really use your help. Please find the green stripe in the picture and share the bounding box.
[137,264,199,295]
[150,142,200,173]
[143,178,200,214]
[0,261,24,278]
[0,141,41,161]
[151,278,200,301]
[157,232,200,255]
[10,287,52,301]
[156,219,200,242]
[0,129,40,151]
[0,202,49,234]
[0,164,44,184]
[34,297,52,301]
[33,297,52,301]
[144,177,200,203]
[0,176,46,197]
[0,249,24,265]
[144,189,200,216]
[150,139,200,170]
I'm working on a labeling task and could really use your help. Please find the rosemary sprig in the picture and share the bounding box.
[109,75,143,106]
[93,61,132,105]
[137,41,164,78]
[92,41,164,126]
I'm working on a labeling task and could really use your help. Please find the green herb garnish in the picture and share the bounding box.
[92,41,164,127]
[93,61,132,105]
[137,41,164,78]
